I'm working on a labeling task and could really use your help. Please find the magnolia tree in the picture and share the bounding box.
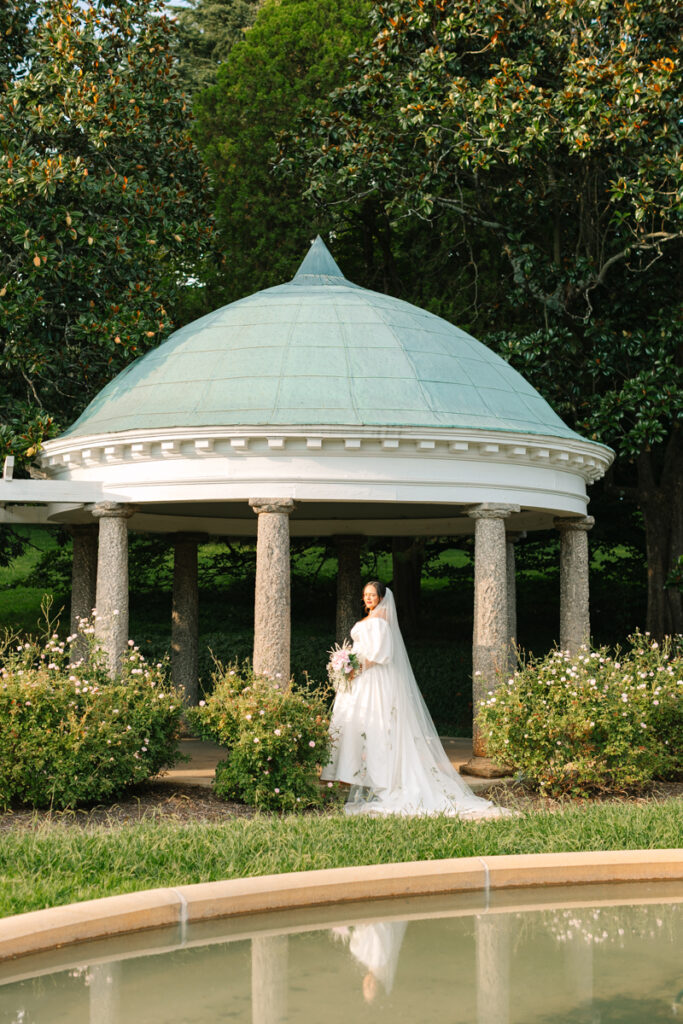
[0,0,213,467]
[282,0,682,637]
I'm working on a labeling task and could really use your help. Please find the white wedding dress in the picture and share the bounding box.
[322,588,508,818]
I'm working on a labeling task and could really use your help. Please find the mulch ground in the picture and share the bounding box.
[484,779,683,813]
[0,783,256,832]
[1,779,681,832]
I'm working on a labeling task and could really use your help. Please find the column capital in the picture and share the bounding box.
[249,498,295,516]
[506,530,527,544]
[89,501,135,520]
[554,515,595,532]
[467,503,520,521]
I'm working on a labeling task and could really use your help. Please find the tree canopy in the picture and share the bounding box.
[282,0,683,635]
[167,0,263,94]
[286,0,681,314]
[191,0,373,305]
[0,0,213,465]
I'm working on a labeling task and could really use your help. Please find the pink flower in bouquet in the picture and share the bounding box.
[330,648,352,674]
[327,641,360,693]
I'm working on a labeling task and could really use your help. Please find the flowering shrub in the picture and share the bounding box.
[478,632,682,796]
[188,664,337,811]
[0,627,184,810]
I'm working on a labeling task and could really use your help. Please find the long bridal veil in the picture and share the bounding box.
[346,587,505,818]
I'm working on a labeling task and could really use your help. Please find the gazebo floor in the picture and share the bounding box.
[158,738,514,793]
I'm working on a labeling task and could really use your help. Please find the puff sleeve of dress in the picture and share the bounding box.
[351,616,393,667]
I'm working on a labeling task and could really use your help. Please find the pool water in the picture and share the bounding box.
[0,882,681,1023]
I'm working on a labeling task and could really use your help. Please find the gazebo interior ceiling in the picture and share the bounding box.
[46,499,561,536]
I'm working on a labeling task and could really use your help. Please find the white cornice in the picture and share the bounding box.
[41,424,613,485]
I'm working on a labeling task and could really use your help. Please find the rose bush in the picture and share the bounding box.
[0,625,184,809]
[478,632,682,796]
[188,663,337,811]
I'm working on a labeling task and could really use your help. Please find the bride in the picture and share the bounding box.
[322,581,509,818]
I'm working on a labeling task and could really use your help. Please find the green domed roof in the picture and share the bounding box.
[64,238,581,441]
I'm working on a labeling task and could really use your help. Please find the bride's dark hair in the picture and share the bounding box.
[364,580,387,600]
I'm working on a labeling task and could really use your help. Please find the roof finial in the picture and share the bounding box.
[293,236,345,281]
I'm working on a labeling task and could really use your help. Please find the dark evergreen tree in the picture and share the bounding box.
[168,0,263,94]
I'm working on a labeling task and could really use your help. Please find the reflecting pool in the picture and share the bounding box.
[0,882,681,1023]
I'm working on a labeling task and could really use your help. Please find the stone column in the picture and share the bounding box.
[476,915,511,1024]
[91,502,134,678]
[252,935,288,1024]
[505,531,525,674]
[334,534,362,644]
[172,534,203,706]
[554,516,594,655]
[249,499,295,685]
[463,503,519,777]
[70,524,98,654]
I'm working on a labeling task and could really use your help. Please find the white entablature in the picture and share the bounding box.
[41,424,609,485]
[17,422,613,537]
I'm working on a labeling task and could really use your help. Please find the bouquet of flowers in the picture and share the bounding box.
[326,641,360,693]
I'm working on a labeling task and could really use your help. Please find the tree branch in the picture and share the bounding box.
[584,231,683,296]
[19,367,42,408]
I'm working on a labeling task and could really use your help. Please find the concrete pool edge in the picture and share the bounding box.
[1,848,682,962]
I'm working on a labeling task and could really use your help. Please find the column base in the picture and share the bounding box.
[461,756,513,779]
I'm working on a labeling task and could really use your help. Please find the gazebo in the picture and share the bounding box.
[0,237,613,774]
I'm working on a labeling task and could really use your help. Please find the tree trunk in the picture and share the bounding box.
[637,427,683,639]
[391,537,424,635]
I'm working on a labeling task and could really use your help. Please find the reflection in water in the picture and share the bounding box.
[564,932,595,1023]
[252,935,288,1024]
[331,921,408,1002]
[476,914,511,1024]
[536,994,681,1024]
[89,962,120,1024]
[529,901,681,1024]
[542,903,678,948]
[0,888,680,1023]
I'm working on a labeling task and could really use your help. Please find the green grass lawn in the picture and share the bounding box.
[1,799,680,918]
[0,527,63,633]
